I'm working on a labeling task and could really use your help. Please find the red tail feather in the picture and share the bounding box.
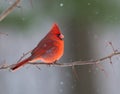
[11,57,31,71]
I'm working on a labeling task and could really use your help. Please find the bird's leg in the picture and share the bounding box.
[53,60,57,64]
[53,60,62,65]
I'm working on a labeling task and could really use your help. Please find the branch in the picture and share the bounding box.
[29,52,120,67]
[0,0,21,21]
[0,51,120,70]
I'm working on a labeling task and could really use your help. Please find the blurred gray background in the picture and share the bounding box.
[0,0,120,94]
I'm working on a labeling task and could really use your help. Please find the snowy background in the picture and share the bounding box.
[0,0,120,94]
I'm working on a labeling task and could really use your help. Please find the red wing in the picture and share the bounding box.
[31,38,54,57]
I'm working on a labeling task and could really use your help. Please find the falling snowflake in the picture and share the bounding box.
[60,3,64,7]
[88,3,91,5]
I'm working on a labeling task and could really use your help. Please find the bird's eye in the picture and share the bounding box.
[57,33,64,40]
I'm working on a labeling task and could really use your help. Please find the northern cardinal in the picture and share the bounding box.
[11,23,64,71]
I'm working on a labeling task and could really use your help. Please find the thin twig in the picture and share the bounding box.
[17,50,32,63]
[0,32,8,36]
[95,62,108,77]
[72,66,80,80]
[108,42,117,52]
[0,0,21,21]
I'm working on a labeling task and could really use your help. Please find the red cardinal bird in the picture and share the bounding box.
[11,23,64,71]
